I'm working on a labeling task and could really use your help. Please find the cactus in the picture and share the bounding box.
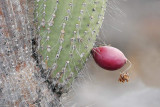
[0,0,62,106]
[35,0,106,88]
[0,0,107,106]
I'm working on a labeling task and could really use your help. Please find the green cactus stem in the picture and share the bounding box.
[35,0,107,86]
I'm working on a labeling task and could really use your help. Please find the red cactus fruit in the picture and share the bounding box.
[91,46,127,71]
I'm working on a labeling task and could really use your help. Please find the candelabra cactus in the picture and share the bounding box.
[35,0,107,90]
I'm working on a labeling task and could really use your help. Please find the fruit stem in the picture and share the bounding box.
[123,59,132,73]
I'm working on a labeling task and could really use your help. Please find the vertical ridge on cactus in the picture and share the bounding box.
[35,0,107,86]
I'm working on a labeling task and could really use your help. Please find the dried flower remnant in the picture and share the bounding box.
[118,72,130,83]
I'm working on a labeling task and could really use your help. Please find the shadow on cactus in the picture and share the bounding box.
[35,0,107,93]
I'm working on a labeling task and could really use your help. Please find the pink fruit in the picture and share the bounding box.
[91,46,127,71]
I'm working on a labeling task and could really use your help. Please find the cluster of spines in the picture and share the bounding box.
[35,0,107,90]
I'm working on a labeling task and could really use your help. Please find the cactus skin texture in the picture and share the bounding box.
[35,0,106,85]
